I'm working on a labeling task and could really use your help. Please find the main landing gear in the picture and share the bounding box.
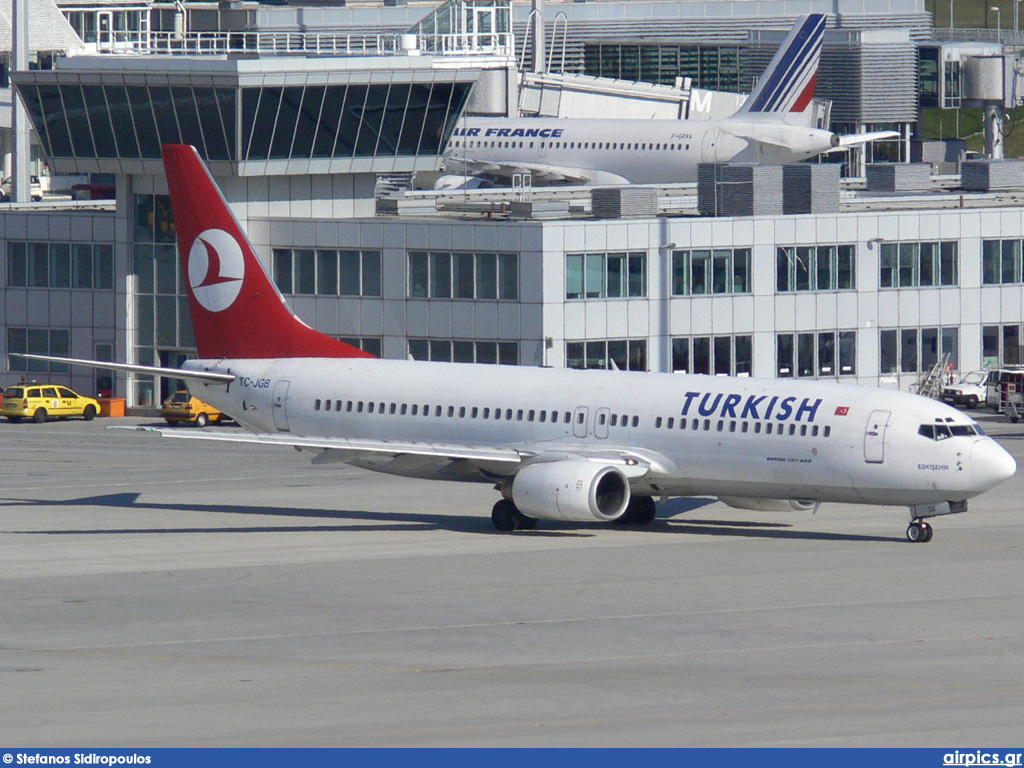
[906,519,933,543]
[614,495,658,526]
[491,499,537,531]
[489,496,658,531]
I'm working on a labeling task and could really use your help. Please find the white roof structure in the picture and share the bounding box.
[0,0,85,54]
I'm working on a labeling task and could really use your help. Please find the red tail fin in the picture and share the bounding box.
[161,144,374,360]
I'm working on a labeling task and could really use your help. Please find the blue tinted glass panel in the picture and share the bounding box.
[61,85,95,157]
[247,87,280,160]
[171,86,204,155]
[18,84,53,157]
[104,85,139,158]
[148,86,181,147]
[81,84,117,158]
[39,85,72,157]
[292,86,323,159]
[340,85,367,157]
[312,85,346,157]
[377,83,410,156]
[215,88,236,160]
[126,85,159,157]
[399,83,430,155]
[354,84,388,156]
[269,86,302,159]
[419,82,470,155]
[241,88,260,160]
[195,87,228,161]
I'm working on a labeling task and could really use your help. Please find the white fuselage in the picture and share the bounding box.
[186,357,1012,508]
[445,117,837,184]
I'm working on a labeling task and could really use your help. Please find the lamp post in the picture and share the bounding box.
[950,0,954,29]
[1015,0,1021,45]
[992,6,1002,45]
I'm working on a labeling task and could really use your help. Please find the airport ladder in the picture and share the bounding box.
[916,354,951,399]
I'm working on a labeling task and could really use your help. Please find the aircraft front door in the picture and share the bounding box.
[594,407,610,439]
[864,409,890,464]
[572,406,589,438]
[272,380,291,432]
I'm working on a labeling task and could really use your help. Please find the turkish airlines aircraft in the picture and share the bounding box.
[23,145,1015,542]
[437,14,898,187]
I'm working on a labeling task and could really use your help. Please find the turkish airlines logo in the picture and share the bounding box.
[188,229,245,313]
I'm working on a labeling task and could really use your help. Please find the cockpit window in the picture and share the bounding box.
[918,423,982,440]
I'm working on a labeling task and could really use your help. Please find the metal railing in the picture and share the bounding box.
[93,30,515,57]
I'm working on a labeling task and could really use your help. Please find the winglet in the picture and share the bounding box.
[733,14,826,118]
[161,145,374,360]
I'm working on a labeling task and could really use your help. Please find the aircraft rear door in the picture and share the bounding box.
[701,127,722,163]
[272,380,291,432]
[864,409,890,464]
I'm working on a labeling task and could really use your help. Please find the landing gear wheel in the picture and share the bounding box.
[906,520,933,543]
[491,499,536,531]
[512,508,537,530]
[920,521,933,542]
[614,496,657,526]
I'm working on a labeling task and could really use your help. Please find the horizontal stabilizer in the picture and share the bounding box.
[830,130,900,150]
[9,353,235,384]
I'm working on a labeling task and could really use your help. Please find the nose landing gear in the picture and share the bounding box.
[906,519,933,543]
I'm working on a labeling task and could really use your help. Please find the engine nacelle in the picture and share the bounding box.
[718,496,819,512]
[512,460,631,522]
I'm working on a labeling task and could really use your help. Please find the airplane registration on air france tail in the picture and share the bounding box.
[20,145,1015,542]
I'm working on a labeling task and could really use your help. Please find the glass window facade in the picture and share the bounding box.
[566,339,647,371]
[583,43,741,90]
[408,338,518,365]
[241,82,471,162]
[982,240,1024,284]
[672,248,750,295]
[565,252,646,300]
[17,78,471,164]
[19,83,237,162]
[879,242,958,288]
[982,324,1023,366]
[776,245,855,292]
[273,248,382,296]
[7,242,113,289]
[672,334,752,376]
[408,251,518,300]
[7,327,71,373]
[777,331,857,378]
[879,327,958,374]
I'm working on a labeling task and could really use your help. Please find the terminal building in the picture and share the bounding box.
[2,0,1024,408]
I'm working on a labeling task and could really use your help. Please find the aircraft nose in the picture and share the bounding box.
[971,439,1017,491]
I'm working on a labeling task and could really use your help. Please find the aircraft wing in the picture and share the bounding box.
[444,156,628,185]
[9,353,235,384]
[120,426,672,481]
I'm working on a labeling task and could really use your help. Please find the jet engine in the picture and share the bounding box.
[512,460,631,522]
[718,496,819,512]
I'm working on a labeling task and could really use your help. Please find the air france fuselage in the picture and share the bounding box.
[444,117,838,185]
[187,356,1014,508]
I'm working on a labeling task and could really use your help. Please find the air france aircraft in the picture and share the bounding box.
[20,144,1015,542]
[437,14,898,188]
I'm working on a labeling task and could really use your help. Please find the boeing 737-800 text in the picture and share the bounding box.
[18,144,1015,542]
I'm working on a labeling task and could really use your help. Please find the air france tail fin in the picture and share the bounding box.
[732,13,826,120]
[161,144,374,361]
